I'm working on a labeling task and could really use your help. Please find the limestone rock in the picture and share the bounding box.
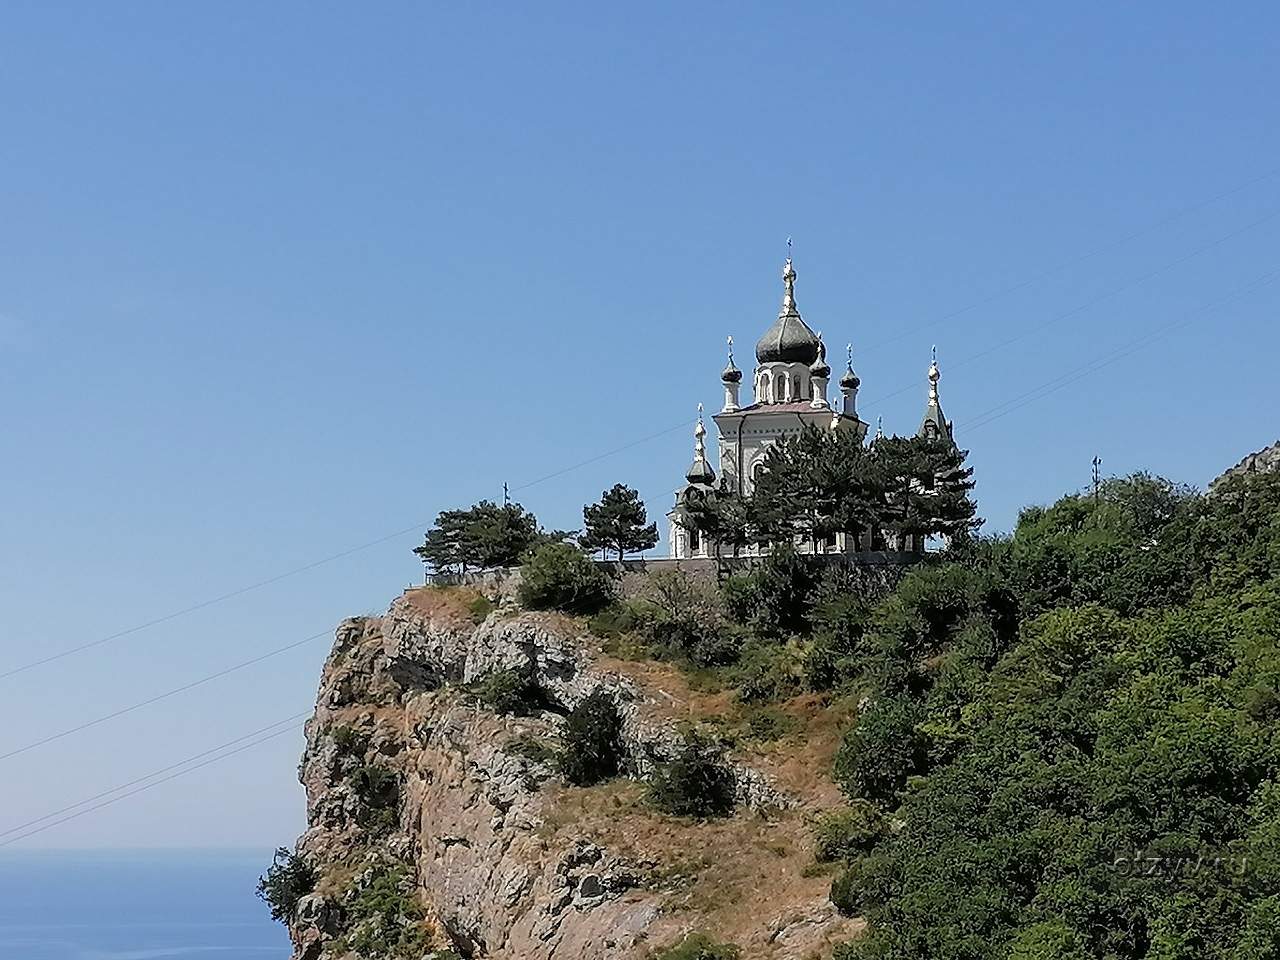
[287,588,828,960]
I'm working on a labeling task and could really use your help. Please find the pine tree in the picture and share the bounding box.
[414,500,544,574]
[749,425,882,550]
[684,480,751,560]
[874,435,979,542]
[580,484,659,561]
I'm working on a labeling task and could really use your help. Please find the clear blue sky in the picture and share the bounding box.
[2,3,1278,848]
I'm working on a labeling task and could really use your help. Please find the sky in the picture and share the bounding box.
[1,2,1279,848]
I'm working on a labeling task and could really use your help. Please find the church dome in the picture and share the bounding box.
[685,457,716,485]
[809,337,831,378]
[755,258,821,365]
[840,364,860,390]
[722,357,742,384]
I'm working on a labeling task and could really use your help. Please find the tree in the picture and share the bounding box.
[749,425,883,551]
[874,435,979,544]
[257,847,316,925]
[580,484,659,560]
[648,731,736,818]
[683,480,751,560]
[414,500,544,575]
[517,542,613,614]
[559,688,625,786]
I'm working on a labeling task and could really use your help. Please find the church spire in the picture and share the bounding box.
[685,403,716,485]
[918,345,954,445]
[781,256,798,314]
[721,335,742,412]
[839,341,861,416]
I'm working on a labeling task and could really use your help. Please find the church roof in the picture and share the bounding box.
[755,258,821,365]
[917,351,956,446]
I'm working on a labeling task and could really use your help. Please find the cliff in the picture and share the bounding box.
[287,581,858,959]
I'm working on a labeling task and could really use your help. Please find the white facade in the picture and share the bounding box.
[667,256,949,560]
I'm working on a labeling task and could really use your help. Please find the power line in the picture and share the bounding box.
[0,630,328,763]
[0,528,423,681]
[0,711,309,840]
[0,422,691,683]
[0,722,303,847]
[7,267,1278,838]
[862,204,1280,409]
[859,160,1280,354]
[962,266,1280,433]
[7,172,1280,684]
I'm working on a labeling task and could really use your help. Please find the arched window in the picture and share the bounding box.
[689,528,701,553]
[793,374,803,399]
[774,372,787,402]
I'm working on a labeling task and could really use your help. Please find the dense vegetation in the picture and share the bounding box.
[822,472,1280,959]
[517,542,614,614]
[685,425,978,555]
[413,499,572,576]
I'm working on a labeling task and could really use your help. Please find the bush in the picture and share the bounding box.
[476,670,545,716]
[805,593,873,691]
[728,547,822,636]
[517,543,613,614]
[559,688,625,786]
[731,641,803,703]
[350,764,401,835]
[330,724,369,757]
[257,847,316,925]
[648,732,736,818]
[337,865,432,959]
[586,602,639,640]
[474,667,544,716]
[813,801,887,862]
[742,705,797,742]
[833,695,927,803]
[467,593,495,624]
[654,931,742,960]
[504,733,557,765]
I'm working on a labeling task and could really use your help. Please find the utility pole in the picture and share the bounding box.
[502,481,510,507]
[1092,456,1102,504]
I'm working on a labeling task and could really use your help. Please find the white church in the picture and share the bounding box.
[667,256,954,559]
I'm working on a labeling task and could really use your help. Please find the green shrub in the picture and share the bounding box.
[654,931,742,959]
[731,641,802,703]
[474,667,544,716]
[338,865,432,959]
[648,732,736,818]
[813,801,887,862]
[833,695,927,803]
[331,724,368,757]
[504,733,557,765]
[727,547,822,636]
[467,593,495,624]
[558,688,624,786]
[805,593,873,691]
[350,764,400,835]
[742,705,797,742]
[256,847,316,925]
[517,543,613,614]
[587,602,639,639]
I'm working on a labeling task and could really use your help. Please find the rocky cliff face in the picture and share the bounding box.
[1212,439,1280,490]
[288,584,855,959]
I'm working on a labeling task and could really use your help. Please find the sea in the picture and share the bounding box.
[0,850,291,960]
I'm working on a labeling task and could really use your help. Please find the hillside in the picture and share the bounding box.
[268,467,1280,960]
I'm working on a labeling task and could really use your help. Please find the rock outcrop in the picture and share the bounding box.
[287,586,851,959]
[1212,439,1280,491]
